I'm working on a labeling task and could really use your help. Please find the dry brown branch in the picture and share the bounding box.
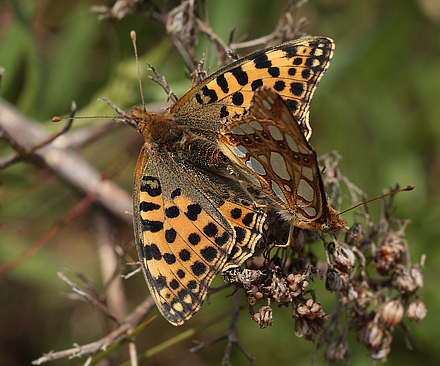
[58,271,119,323]
[190,291,255,366]
[32,296,156,364]
[146,61,178,103]
[0,98,132,225]
[94,209,128,322]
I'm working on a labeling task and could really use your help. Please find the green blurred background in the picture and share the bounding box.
[1,0,439,365]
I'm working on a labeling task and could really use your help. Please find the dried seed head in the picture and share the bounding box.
[406,299,427,323]
[358,320,383,348]
[251,305,273,329]
[294,317,325,341]
[373,241,406,275]
[296,299,327,320]
[370,330,392,361]
[380,299,404,327]
[397,267,424,294]
[226,268,263,289]
[325,269,343,292]
[287,273,309,297]
[247,296,257,306]
[269,268,292,304]
[333,242,355,269]
[325,338,349,362]
[355,282,373,310]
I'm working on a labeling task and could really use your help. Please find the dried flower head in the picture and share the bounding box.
[407,299,427,323]
[251,305,273,329]
[325,338,349,362]
[380,299,404,328]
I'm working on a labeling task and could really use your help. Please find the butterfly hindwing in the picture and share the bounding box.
[219,87,344,231]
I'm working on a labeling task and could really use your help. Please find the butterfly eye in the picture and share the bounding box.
[254,135,262,143]
[293,154,300,161]
[320,222,331,232]
[242,137,252,144]
[303,157,310,163]
[262,132,270,140]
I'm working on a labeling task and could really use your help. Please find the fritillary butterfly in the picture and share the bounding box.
[219,87,346,236]
[129,36,334,325]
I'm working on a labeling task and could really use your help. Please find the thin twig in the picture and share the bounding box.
[32,296,156,364]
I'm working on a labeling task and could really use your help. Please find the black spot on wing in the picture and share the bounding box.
[185,204,202,221]
[292,57,303,65]
[215,232,230,246]
[203,223,218,237]
[234,227,246,244]
[231,66,248,86]
[301,68,312,80]
[251,79,263,91]
[141,244,152,261]
[169,279,180,290]
[216,74,229,93]
[163,253,176,264]
[187,280,197,291]
[150,244,162,260]
[179,249,191,261]
[165,206,179,218]
[200,246,218,262]
[273,80,285,92]
[165,228,177,243]
[188,233,201,245]
[230,208,242,219]
[220,106,229,118]
[232,92,244,106]
[141,219,163,233]
[140,176,161,196]
[191,261,207,276]
[139,201,160,212]
[252,53,272,69]
[268,67,280,77]
[201,85,218,104]
[177,269,185,279]
[242,213,254,226]
[290,82,305,97]
[285,99,299,113]
[155,275,167,290]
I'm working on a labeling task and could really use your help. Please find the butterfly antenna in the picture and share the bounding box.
[130,30,146,111]
[339,185,414,215]
[52,115,116,122]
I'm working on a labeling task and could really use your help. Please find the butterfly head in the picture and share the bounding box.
[319,205,347,233]
[129,106,179,145]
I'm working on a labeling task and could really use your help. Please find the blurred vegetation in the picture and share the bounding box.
[0,0,439,365]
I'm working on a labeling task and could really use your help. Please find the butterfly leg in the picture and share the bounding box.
[274,224,294,248]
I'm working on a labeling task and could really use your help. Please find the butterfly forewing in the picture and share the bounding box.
[171,37,334,139]
[133,143,265,325]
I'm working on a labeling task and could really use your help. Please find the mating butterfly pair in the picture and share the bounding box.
[128,36,345,325]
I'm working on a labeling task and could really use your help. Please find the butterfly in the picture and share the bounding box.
[219,87,346,241]
[129,36,335,325]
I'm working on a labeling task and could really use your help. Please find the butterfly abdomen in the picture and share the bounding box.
[178,136,229,171]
